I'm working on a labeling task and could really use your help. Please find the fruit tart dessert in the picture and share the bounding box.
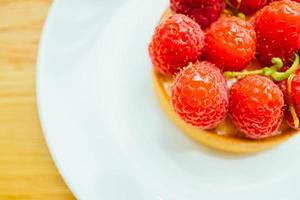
[149,0,300,153]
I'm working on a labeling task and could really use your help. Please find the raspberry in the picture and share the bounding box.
[205,16,256,71]
[268,0,300,3]
[255,0,300,65]
[230,0,267,15]
[279,63,300,130]
[279,74,300,130]
[171,61,228,129]
[149,14,205,76]
[229,75,284,139]
[170,0,225,29]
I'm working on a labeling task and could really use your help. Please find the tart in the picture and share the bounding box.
[149,2,300,153]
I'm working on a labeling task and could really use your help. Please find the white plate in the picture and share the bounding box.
[37,0,300,199]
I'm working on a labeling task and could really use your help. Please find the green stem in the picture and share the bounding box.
[224,57,283,79]
[261,57,284,76]
[237,12,246,20]
[225,0,244,17]
[224,69,263,79]
[224,54,299,81]
[271,54,299,81]
[288,74,299,128]
[270,57,284,71]
[289,105,299,128]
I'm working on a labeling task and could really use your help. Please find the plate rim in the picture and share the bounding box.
[36,1,79,198]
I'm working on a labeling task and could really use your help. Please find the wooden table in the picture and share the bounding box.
[0,1,75,199]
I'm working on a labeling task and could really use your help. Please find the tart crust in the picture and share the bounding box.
[152,71,297,153]
[152,8,298,153]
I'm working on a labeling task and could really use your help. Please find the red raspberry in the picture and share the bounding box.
[171,61,228,129]
[149,14,205,76]
[229,75,284,139]
[205,16,256,71]
[279,68,300,130]
[255,0,300,65]
[170,0,225,29]
[268,0,300,3]
[230,0,267,15]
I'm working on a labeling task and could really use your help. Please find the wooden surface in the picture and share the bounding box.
[0,1,75,199]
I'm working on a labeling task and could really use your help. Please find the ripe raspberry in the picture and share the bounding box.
[149,14,205,76]
[229,75,284,139]
[205,16,256,71]
[171,61,228,129]
[230,0,267,15]
[170,0,225,29]
[268,0,300,3]
[255,0,300,65]
[279,68,300,130]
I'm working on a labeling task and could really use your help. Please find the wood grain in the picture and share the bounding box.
[0,0,75,199]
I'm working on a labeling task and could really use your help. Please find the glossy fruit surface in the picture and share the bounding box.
[229,75,284,139]
[255,0,300,65]
[279,68,300,130]
[205,16,256,71]
[149,14,205,76]
[171,61,228,129]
